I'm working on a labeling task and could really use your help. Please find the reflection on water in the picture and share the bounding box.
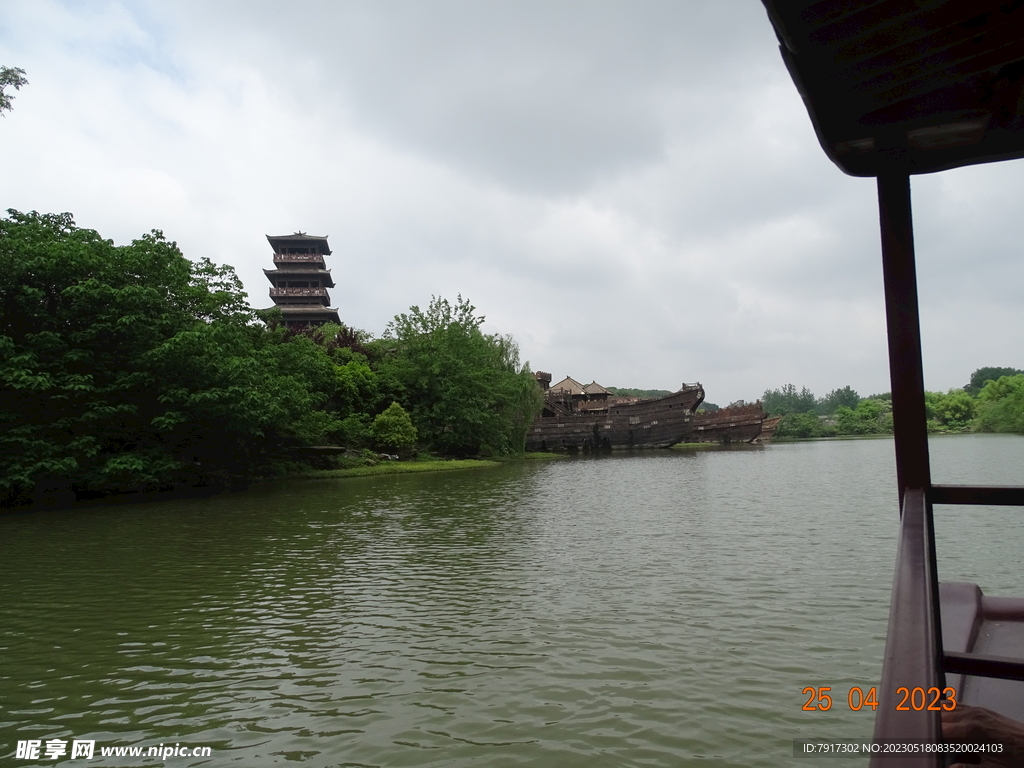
[2,435,1022,767]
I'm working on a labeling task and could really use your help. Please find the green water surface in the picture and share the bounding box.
[2,435,1023,767]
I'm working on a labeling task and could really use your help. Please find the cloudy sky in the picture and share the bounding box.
[2,1,1022,405]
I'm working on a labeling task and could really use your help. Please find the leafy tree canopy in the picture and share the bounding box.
[0,210,339,505]
[0,66,27,115]
[371,402,417,454]
[378,295,543,456]
[965,367,1024,397]
[925,389,976,430]
[835,398,893,435]
[975,375,1024,434]
[818,385,860,415]
[762,383,817,416]
[607,387,673,399]
[776,412,836,438]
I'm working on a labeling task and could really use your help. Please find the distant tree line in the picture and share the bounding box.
[0,211,542,507]
[606,387,720,411]
[606,387,672,399]
[762,367,1024,438]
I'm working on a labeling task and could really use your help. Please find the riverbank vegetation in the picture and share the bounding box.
[0,212,543,508]
[285,458,502,480]
[763,369,1024,438]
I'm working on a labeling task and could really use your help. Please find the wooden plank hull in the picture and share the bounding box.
[692,404,776,444]
[526,385,705,451]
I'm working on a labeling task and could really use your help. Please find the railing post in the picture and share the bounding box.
[876,174,945,743]
[870,490,943,768]
[877,174,931,505]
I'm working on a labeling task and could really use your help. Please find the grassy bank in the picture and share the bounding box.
[286,451,566,481]
[288,459,502,480]
[503,452,569,461]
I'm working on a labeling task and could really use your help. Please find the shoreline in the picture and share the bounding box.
[2,453,568,514]
[283,459,502,480]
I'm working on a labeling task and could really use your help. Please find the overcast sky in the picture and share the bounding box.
[2,1,1022,404]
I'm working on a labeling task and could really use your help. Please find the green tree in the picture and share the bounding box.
[607,387,673,399]
[762,383,817,415]
[0,66,27,115]
[965,367,1024,397]
[817,385,860,415]
[371,402,418,454]
[0,210,339,505]
[835,398,892,435]
[775,412,836,438]
[377,295,543,456]
[925,389,976,431]
[258,320,382,448]
[975,375,1024,434]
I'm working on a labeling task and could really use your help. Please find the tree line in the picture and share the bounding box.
[0,211,543,507]
[762,367,1024,438]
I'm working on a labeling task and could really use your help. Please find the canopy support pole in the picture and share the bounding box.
[875,171,946,718]
[877,173,931,504]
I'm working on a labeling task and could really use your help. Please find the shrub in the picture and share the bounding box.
[371,402,418,455]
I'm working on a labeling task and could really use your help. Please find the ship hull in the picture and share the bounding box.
[525,385,704,451]
[692,404,776,444]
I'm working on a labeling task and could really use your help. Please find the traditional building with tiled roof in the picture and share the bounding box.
[549,376,586,397]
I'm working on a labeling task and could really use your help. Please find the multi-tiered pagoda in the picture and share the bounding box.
[263,233,341,329]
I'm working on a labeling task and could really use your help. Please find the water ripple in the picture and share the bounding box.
[2,436,1023,766]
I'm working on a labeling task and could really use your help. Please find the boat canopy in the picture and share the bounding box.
[762,0,1024,176]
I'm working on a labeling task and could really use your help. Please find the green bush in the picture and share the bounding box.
[371,402,418,454]
[776,412,836,438]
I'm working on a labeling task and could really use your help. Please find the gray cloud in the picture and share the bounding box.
[1,0,1021,404]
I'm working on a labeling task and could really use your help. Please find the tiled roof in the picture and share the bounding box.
[549,376,586,396]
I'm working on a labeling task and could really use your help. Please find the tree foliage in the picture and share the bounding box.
[775,412,836,438]
[762,384,817,416]
[818,385,860,414]
[835,398,894,435]
[607,387,673,399]
[0,66,27,115]
[371,402,418,453]
[762,383,862,416]
[378,295,543,456]
[975,375,1024,434]
[965,367,1024,397]
[925,389,976,430]
[0,210,340,505]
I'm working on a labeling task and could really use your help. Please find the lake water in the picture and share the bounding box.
[2,435,1023,767]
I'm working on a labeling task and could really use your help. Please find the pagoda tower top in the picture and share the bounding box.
[266,233,332,256]
[263,232,340,329]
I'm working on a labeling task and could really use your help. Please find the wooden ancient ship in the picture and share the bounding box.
[692,402,779,444]
[525,375,705,451]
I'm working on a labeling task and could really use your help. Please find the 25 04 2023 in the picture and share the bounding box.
[802,686,958,712]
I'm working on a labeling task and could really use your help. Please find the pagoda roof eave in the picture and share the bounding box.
[262,305,340,313]
[263,268,335,288]
[266,233,332,255]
